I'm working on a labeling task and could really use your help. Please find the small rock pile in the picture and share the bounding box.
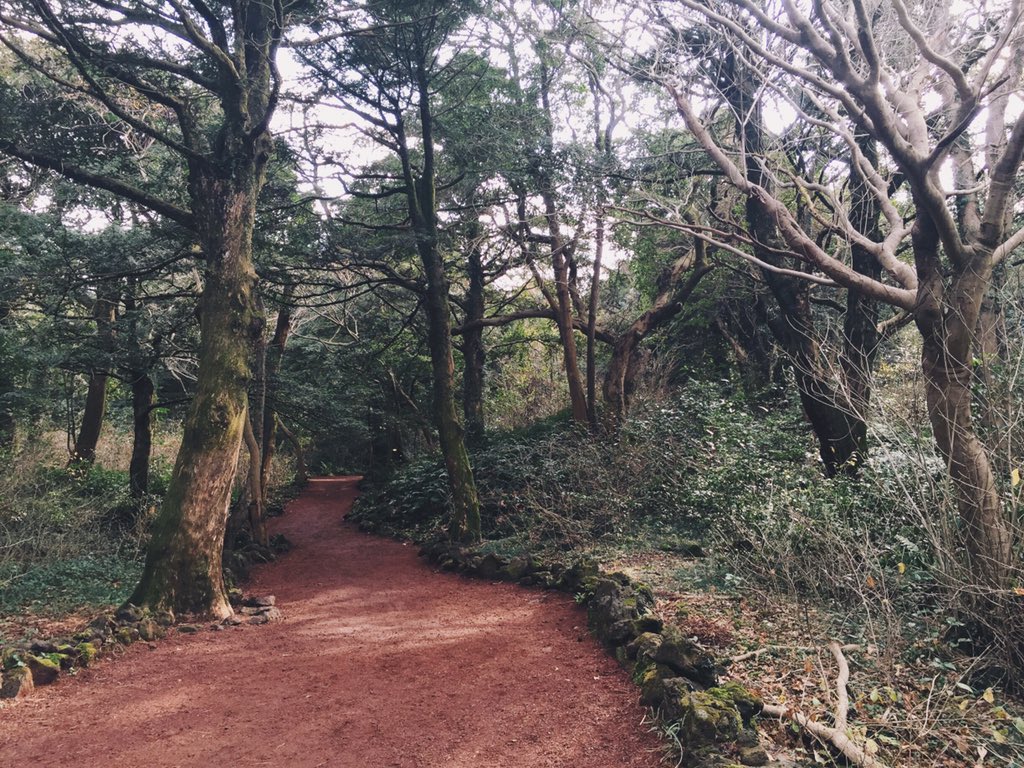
[419,540,772,768]
[0,593,282,701]
[232,594,283,626]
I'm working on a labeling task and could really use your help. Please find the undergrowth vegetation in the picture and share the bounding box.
[0,442,158,641]
[355,377,1021,675]
[0,429,299,643]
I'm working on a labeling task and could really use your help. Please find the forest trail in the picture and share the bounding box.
[0,477,663,768]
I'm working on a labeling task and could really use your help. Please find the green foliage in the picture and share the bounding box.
[0,553,139,618]
[356,380,814,547]
[0,449,148,632]
[358,377,949,622]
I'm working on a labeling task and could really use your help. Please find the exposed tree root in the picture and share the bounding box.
[759,642,889,768]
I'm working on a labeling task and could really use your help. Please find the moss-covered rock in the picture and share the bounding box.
[55,645,77,669]
[714,680,763,725]
[1,648,23,671]
[635,662,685,706]
[26,654,60,686]
[627,631,663,662]
[588,576,656,649]
[477,552,505,579]
[652,625,719,688]
[737,744,769,766]
[115,626,139,645]
[501,557,531,581]
[137,618,162,641]
[115,603,145,623]
[75,642,99,667]
[678,688,743,746]
[557,558,600,594]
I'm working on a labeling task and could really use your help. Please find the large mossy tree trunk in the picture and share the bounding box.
[406,38,481,543]
[129,169,265,619]
[420,237,482,542]
[0,0,284,621]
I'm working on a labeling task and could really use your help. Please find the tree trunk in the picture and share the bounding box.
[129,371,154,500]
[603,331,639,419]
[420,237,482,542]
[129,174,264,619]
[721,48,865,476]
[0,303,16,449]
[537,60,588,425]
[72,290,117,463]
[278,420,307,485]
[586,210,604,429]
[403,42,481,543]
[603,247,712,420]
[462,241,486,443]
[841,135,884,468]
[242,408,267,547]
[914,225,1012,589]
[260,294,293,499]
[548,220,589,424]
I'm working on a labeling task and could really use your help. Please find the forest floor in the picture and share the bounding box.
[607,549,1024,768]
[0,477,664,768]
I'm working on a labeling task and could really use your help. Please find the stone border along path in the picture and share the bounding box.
[0,477,666,768]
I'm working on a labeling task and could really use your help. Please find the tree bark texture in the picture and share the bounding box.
[130,171,266,618]
[404,38,481,542]
[129,371,155,500]
[260,295,293,500]
[602,250,712,419]
[0,303,16,449]
[914,219,1012,589]
[537,60,588,425]
[721,49,866,476]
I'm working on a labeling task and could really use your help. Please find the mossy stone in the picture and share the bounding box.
[501,557,531,581]
[588,577,656,648]
[115,603,145,623]
[26,654,60,685]
[1,649,23,671]
[714,680,763,724]
[137,618,162,641]
[115,627,137,645]
[75,643,98,667]
[678,689,743,746]
[652,625,719,687]
[627,631,663,662]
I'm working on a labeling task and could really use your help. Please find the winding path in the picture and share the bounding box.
[0,477,663,767]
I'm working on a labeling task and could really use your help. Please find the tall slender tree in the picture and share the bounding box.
[300,0,482,541]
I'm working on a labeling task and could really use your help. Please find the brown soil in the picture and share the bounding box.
[0,477,665,767]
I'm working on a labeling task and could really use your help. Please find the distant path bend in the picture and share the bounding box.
[0,477,663,767]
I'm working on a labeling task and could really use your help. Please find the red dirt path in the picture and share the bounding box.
[0,477,665,767]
